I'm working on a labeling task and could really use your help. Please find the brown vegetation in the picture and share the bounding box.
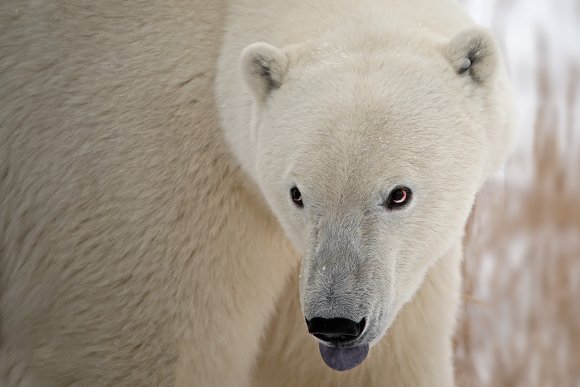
[455,2,580,384]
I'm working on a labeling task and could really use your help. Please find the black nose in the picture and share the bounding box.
[306,317,365,344]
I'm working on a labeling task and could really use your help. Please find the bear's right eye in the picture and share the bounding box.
[290,186,303,208]
[385,186,412,210]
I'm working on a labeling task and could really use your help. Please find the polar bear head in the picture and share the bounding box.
[236,27,515,370]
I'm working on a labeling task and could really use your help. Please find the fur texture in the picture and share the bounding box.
[0,0,515,386]
[1,1,297,386]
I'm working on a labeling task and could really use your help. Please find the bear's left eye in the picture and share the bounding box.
[385,186,412,210]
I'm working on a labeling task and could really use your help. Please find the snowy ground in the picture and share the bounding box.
[456,1,580,386]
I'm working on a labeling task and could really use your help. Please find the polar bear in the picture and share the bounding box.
[0,0,514,386]
[217,0,515,385]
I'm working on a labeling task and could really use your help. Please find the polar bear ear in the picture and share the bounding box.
[241,42,289,103]
[446,27,499,84]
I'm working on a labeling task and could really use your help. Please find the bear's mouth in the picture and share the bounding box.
[305,317,371,370]
[318,343,370,371]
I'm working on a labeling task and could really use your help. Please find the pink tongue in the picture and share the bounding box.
[318,343,369,371]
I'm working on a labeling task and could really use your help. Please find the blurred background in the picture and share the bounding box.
[455,0,580,386]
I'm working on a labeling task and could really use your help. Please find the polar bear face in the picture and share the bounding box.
[238,28,514,363]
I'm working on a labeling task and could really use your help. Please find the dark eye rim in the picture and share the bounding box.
[290,186,304,208]
[385,186,412,210]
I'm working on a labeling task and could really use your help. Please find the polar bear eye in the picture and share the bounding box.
[385,187,412,210]
[290,186,304,208]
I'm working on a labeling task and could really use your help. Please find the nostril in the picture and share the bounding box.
[305,317,366,344]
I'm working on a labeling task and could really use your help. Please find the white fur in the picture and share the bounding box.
[0,0,515,386]
[217,0,515,385]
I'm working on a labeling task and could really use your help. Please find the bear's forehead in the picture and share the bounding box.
[285,94,479,200]
[284,57,465,132]
[289,90,466,161]
[277,52,483,198]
